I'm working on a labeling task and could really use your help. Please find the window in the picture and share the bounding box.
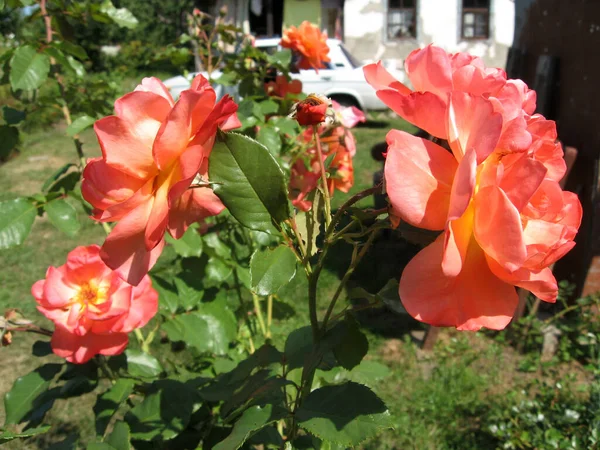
[462,0,490,39]
[387,0,417,40]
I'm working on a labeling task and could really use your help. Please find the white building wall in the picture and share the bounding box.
[344,0,514,71]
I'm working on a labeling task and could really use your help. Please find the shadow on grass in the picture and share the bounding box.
[359,120,389,129]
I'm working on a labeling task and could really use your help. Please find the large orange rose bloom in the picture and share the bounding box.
[32,245,158,364]
[366,46,581,330]
[280,21,330,72]
[82,75,240,286]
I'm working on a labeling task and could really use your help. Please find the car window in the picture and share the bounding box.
[339,43,363,69]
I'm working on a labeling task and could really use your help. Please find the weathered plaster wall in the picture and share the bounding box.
[343,0,514,70]
[284,0,322,28]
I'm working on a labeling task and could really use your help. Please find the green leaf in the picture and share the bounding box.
[332,320,368,371]
[347,361,391,384]
[41,163,76,192]
[258,99,279,116]
[66,56,86,77]
[55,41,88,60]
[269,116,299,137]
[0,198,36,250]
[9,45,50,90]
[162,300,236,355]
[0,125,19,159]
[87,444,116,450]
[165,225,202,258]
[105,421,130,450]
[4,363,62,425]
[250,246,297,296]
[93,378,135,436]
[213,405,288,450]
[257,126,282,157]
[152,277,179,315]
[125,349,163,378]
[203,232,232,259]
[99,0,138,29]
[317,360,391,387]
[296,382,394,446]
[267,49,292,67]
[174,277,203,311]
[295,192,322,257]
[206,257,232,283]
[45,198,80,236]
[209,132,290,233]
[125,380,197,441]
[48,172,80,194]
[0,425,51,444]
[284,326,313,370]
[66,115,95,137]
[2,106,25,125]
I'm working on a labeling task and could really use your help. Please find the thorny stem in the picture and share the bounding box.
[40,0,85,166]
[101,222,112,235]
[97,355,116,382]
[7,325,53,337]
[321,229,380,332]
[288,184,383,443]
[289,215,308,262]
[266,295,273,339]
[326,184,382,240]
[134,329,150,354]
[252,293,268,337]
[313,126,332,226]
[232,269,258,349]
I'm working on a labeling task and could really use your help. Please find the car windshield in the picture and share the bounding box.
[339,43,363,69]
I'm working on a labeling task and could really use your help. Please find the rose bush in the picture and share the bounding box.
[0,10,582,450]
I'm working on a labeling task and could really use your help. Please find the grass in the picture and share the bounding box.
[0,114,593,449]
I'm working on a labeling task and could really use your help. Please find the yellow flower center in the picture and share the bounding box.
[75,282,107,306]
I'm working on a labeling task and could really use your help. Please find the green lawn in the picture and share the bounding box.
[0,116,592,449]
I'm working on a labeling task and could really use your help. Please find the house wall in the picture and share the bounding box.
[343,0,514,70]
[283,0,322,28]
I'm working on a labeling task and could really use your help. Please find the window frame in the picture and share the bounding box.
[386,0,418,41]
[461,3,490,40]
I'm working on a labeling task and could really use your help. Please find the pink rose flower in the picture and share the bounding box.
[32,245,158,364]
[82,75,240,285]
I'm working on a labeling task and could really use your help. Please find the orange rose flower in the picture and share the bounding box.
[370,46,582,331]
[289,122,356,211]
[32,245,158,364]
[280,21,331,72]
[82,75,240,286]
[265,75,302,98]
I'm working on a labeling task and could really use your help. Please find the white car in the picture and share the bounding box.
[162,38,406,112]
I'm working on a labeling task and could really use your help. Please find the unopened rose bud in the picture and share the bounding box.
[219,5,228,17]
[289,94,334,126]
[2,331,12,346]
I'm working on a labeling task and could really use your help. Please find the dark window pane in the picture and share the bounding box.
[387,10,416,38]
[474,13,488,36]
[389,0,415,9]
[463,0,489,7]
